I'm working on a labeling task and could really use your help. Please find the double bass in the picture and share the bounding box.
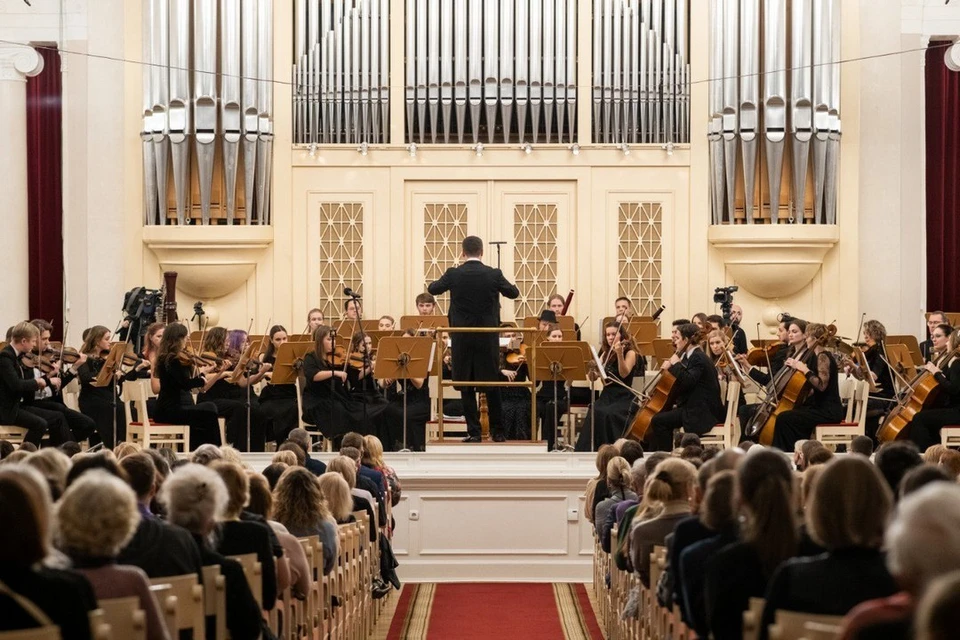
[877,344,960,443]
[744,345,812,446]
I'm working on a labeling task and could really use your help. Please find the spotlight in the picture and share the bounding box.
[621,143,631,156]
[474,142,484,157]
[408,143,417,158]
[570,143,581,156]
[521,143,533,155]
[358,142,368,156]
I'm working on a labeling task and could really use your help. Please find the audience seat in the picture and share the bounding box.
[96,597,146,640]
[940,425,960,448]
[742,597,766,640]
[146,584,177,640]
[148,574,203,639]
[698,380,741,449]
[0,629,63,640]
[201,565,227,640]
[767,610,844,640]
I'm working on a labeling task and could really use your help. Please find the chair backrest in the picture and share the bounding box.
[146,584,176,640]
[0,629,63,640]
[723,380,741,428]
[742,597,765,640]
[227,553,264,609]
[201,565,227,640]
[839,376,857,422]
[294,377,313,430]
[96,597,146,640]
[88,609,111,640]
[851,379,871,427]
[768,609,844,640]
[148,574,204,638]
[62,378,80,411]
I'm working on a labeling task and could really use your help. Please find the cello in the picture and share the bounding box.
[744,344,812,446]
[877,343,960,443]
[623,355,679,442]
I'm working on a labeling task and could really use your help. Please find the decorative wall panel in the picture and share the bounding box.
[319,202,364,319]
[617,202,663,316]
[423,203,468,314]
[513,203,559,318]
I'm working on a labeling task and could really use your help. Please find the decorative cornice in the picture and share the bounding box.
[0,44,44,83]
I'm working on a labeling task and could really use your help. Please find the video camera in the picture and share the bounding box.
[713,285,739,323]
[120,287,164,352]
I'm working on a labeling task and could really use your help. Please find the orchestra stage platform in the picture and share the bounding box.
[241,445,597,583]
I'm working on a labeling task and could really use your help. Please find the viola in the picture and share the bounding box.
[744,345,812,446]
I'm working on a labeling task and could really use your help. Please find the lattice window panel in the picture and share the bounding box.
[319,203,364,320]
[513,204,559,319]
[618,202,663,317]
[423,203,468,314]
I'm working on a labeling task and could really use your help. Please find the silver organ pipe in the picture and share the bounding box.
[454,0,467,142]
[529,0,543,143]
[428,0,440,143]
[515,0,529,142]
[593,0,690,145]
[140,0,272,225]
[709,0,840,224]
[543,0,555,142]
[440,0,453,142]
[500,0,514,144]
[555,0,566,143]
[484,0,500,143]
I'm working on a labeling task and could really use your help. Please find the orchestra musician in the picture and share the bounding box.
[842,319,895,440]
[346,331,385,405]
[691,313,709,332]
[378,316,395,331]
[537,324,569,450]
[499,325,531,440]
[574,322,639,452]
[921,311,948,362]
[301,325,368,447]
[76,325,145,448]
[546,294,582,340]
[729,304,748,355]
[427,235,520,443]
[735,315,797,432]
[153,323,222,447]
[647,323,724,452]
[908,325,960,452]
[416,293,437,316]
[378,329,430,451]
[306,308,325,335]
[259,325,300,446]
[0,322,73,446]
[343,299,362,321]
[771,323,844,452]
[614,297,634,322]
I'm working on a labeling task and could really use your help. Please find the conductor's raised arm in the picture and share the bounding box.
[496,269,520,299]
[427,268,453,296]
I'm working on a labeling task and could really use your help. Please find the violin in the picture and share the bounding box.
[45,346,83,366]
[504,343,527,367]
[326,346,348,367]
[745,342,783,367]
[177,349,222,368]
[19,352,56,374]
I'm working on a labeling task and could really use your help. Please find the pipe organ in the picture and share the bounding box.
[592,0,690,145]
[142,0,274,226]
[709,0,841,225]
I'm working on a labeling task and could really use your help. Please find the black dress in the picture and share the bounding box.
[500,362,531,440]
[76,356,137,448]
[909,357,960,451]
[302,352,385,440]
[537,379,569,449]
[154,355,222,448]
[861,343,896,441]
[198,376,267,452]
[772,350,843,451]
[258,353,300,445]
[574,351,637,451]
[737,344,790,431]
[378,376,430,451]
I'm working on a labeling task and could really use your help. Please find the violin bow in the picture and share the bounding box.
[602,309,631,368]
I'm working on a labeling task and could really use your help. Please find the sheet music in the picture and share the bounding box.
[589,345,607,381]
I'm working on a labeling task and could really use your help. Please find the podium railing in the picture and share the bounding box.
[435,327,540,442]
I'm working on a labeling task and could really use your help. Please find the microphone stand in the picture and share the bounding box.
[347,292,372,432]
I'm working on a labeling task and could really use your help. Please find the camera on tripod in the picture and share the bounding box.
[713,285,739,323]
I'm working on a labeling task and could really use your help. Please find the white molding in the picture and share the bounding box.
[0,43,44,82]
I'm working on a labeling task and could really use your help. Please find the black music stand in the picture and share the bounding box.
[533,345,586,451]
[375,337,434,451]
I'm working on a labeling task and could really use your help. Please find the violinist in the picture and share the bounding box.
[76,326,141,448]
[306,308,325,335]
[378,316,395,331]
[843,320,895,440]
[0,322,72,446]
[499,325,531,440]
[197,328,269,451]
[921,311,948,362]
[25,319,96,444]
[772,323,844,452]
[138,322,164,388]
[537,324,569,450]
[614,297,634,323]
[735,315,795,429]
[416,293,437,316]
[909,325,960,452]
[259,325,300,446]
[346,331,385,405]
[691,313,709,332]
[574,322,639,452]
[377,329,430,451]
[647,323,724,452]
[301,325,366,446]
[343,299,362,321]
[154,323,222,447]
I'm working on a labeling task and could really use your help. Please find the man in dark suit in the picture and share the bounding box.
[428,236,520,442]
[0,322,72,446]
[647,322,725,451]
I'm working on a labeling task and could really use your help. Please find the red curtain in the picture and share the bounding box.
[25,46,64,339]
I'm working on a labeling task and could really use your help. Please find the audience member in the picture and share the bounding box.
[319,472,355,523]
[619,440,645,466]
[806,447,834,466]
[190,443,224,466]
[245,472,310,600]
[875,441,923,499]
[271,450,298,467]
[850,435,874,457]
[65,451,126,487]
[58,441,81,458]
[277,441,307,466]
[900,464,954,499]
[595,457,637,551]
[936,449,960,479]
[262,462,289,490]
[273,467,338,575]
[915,571,960,640]
[113,442,141,460]
[585,444,619,524]
[23,448,71,500]
[0,439,14,459]
[288,428,326,475]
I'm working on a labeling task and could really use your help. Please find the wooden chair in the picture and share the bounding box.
[742,597,766,640]
[202,565,228,640]
[147,584,177,640]
[699,380,742,449]
[815,378,870,450]
[88,609,112,640]
[768,610,844,640]
[122,380,190,452]
[96,597,146,640]
[0,630,63,640]
[295,377,331,452]
[940,425,960,447]
[148,574,203,639]
[298,536,328,640]
[227,553,264,609]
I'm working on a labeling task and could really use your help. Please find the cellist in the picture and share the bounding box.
[646,323,724,452]
[771,323,844,451]
[735,315,798,433]
[909,325,960,452]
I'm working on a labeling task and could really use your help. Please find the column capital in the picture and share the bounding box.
[0,44,45,82]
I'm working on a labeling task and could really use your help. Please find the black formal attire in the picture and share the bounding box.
[76,356,136,448]
[678,525,739,636]
[303,352,373,441]
[0,345,72,445]
[575,351,638,451]
[440,360,464,417]
[731,323,748,355]
[154,355,222,447]
[304,453,327,476]
[259,353,300,445]
[648,347,725,452]
[427,259,520,439]
[704,541,777,640]
[0,567,97,640]
[737,343,790,433]
[192,534,267,640]
[667,516,713,610]
[920,338,935,362]
[772,350,843,451]
[758,548,899,640]
[858,344,896,441]
[537,378,568,450]
[117,512,204,581]
[500,362,531,440]
[198,375,267,452]
[25,363,96,444]
[909,356,960,452]
[217,520,279,611]
[379,376,430,451]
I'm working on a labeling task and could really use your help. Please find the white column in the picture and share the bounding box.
[0,44,44,322]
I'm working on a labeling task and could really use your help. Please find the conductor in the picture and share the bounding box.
[428,236,520,442]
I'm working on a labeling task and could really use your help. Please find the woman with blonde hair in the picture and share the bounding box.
[595,457,637,545]
[363,435,399,536]
[629,457,698,586]
[319,472,355,523]
[585,444,619,524]
[273,467,338,575]
[245,472,310,600]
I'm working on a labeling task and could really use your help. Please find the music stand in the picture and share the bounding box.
[522,315,576,332]
[653,339,676,365]
[93,342,128,450]
[399,315,449,332]
[272,343,314,385]
[887,335,924,367]
[365,330,402,350]
[533,346,587,450]
[375,337,434,451]
[750,339,782,349]
[289,334,313,343]
[885,344,918,381]
[850,347,879,394]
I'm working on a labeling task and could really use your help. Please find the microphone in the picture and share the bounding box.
[489,241,507,245]
[343,287,361,298]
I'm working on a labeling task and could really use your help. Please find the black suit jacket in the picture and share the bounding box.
[0,345,43,422]
[117,516,204,581]
[668,348,725,433]
[427,260,520,381]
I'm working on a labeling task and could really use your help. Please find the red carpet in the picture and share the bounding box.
[385,583,603,639]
